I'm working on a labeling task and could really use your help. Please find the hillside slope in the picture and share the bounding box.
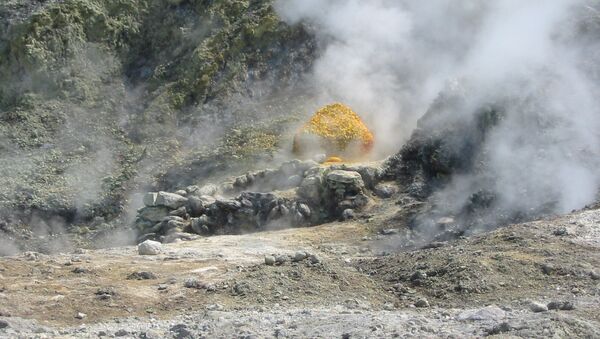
[0,0,316,252]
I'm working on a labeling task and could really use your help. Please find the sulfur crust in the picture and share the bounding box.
[296,103,374,152]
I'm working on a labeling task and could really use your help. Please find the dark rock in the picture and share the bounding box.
[308,254,321,264]
[163,218,187,232]
[414,298,429,308]
[216,199,242,211]
[71,267,91,274]
[240,198,253,208]
[169,206,188,218]
[184,278,210,289]
[170,324,193,339]
[187,195,215,217]
[275,255,287,265]
[233,282,251,296]
[553,227,568,236]
[297,203,311,217]
[96,287,117,300]
[410,271,427,285]
[0,320,8,329]
[268,203,290,222]
[486,322,511,335]
[547,301,574,311]
[421,241,447,249]
[127,271,158,280]
[541,263,555,275]
[115,329,129,337]
[191,215,212,235]
[373,184,396,198]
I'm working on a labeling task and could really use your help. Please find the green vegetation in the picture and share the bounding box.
[0,0,314,228]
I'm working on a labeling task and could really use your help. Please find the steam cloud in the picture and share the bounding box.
[276,1,600,225]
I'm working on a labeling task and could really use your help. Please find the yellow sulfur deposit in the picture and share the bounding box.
[293,103,374,160]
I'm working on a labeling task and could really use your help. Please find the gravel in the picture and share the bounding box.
[5,304,597,338]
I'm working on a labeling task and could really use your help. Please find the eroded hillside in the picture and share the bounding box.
[0,0,316,254]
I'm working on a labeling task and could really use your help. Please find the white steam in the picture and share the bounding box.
[276,1,600,220]
[275,0,491,156]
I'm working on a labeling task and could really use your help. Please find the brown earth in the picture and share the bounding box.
[0,189,599,337]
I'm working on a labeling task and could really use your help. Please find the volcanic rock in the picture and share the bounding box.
[155,192,188,209]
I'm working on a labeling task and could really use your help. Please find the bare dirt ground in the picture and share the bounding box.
[0,194,599,338]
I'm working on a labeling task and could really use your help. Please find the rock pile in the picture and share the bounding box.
[134,160,391,242]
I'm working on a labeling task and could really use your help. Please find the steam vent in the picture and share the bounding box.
[292,103,374,160]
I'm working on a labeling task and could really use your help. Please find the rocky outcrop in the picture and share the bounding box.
[135,160,390,242]
[385,84,503,198]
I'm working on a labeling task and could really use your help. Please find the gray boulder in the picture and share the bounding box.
[138,206,170,223]
[530,302,548,313]
[341,209,355,220]
[174,189,187,196]
[326,170,368,213]
[143,192,158,207]
[138,240,162,255]
[155,191,188,209]
[187,184,218,197]
[161,217,187,233]
[264,255,276,266]
[169,206,187,218]
[331,164,381,188]
[298,174,324,204]
[292,251,308,262]
[327,170,364,186]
